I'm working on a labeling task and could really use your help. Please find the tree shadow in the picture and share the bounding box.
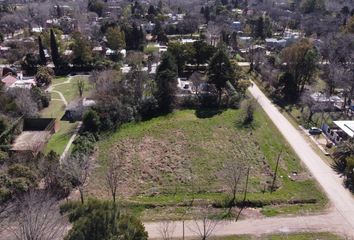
[195,108,225,119]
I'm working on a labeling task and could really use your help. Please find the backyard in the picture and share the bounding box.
[88,106,327,220]
[41,75,91,155]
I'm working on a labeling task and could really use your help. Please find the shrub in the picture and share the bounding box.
[138,97,159,120]
[238,99,257,126]
[35,66,54,87]
[83,109,100,132]
[63,199,148,240]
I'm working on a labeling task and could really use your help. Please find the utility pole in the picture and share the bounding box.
[271,150,282,193]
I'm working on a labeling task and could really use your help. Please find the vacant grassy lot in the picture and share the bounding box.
[215,232,343,240]
[89,107,326,220]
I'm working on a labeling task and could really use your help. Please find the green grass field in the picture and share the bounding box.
[88,107,327,220]
[215,232,343,240]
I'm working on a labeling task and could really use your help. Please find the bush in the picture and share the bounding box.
[0,150,9,165]
[35,66,54,87]
[31,86,51,109]
[238,99,257,126]
[83,109,100,132]
[138,97,159,120]
[72,133,97,155]
[63,199,148,240]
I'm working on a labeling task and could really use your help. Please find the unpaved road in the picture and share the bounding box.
[144,83,354,239]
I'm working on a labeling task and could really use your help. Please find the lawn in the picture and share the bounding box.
[215,232,343,240]
[88,107,327,220]
[41,75,91,155]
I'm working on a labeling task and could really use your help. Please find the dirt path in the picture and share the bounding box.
[145,212,350,239]
[144,82,354,239]
[59,122,82,163]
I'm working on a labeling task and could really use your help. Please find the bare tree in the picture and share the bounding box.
[158,220,176,240]
[105,154,124,203]
[189,71,204,97]
[189,208,219,240]
[7,190,67,240]
[62,153,91,204]
[220,157,247,216]
[77,77,85,97]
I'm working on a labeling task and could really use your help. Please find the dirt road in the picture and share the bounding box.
[144,83,354,239]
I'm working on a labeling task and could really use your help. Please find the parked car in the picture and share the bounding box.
[309,127,322,135]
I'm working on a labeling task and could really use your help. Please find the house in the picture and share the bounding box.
[31,27,43,33]
[142,22,156,32]
[181,39,196,44]
[265,38,287,49]
[1,74,17,88]
[61,98,96,122]
[232,21,242,31]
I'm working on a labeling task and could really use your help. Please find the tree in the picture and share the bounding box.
[88,0,104,17]
[72,32,93,67]
[83,109,100,132]
[207,49,234,105]
[158,221,176,240]
[39,151,72,199]
[35,66,53,87]
[300,0,325,13]
[281,39,318,98]
[38,36,46,66]
[7,190,66,240]
[50,29,61,69]
[168,42,194,75]
[105,26,126,51]
[153,21,168,44]
[155,53,178,114]
[77,77,85,97]
[189,207,219,240]
[238,99,257,126]
[105,153,124,203]
[193,41,216,69]
[62,153,91,204]
[220,158,246,216]
[63,199,148,240]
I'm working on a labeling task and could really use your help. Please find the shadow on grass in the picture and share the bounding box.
[195,108,225,119]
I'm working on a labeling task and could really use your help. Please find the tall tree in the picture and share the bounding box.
[207,49,235,105]
[155,53,177,114]
[105,26,126,51]
[38,36,46,66]
[281,39,318,98]
[62,154,91,204]
[50,29,60,69]
[72,32,93,67]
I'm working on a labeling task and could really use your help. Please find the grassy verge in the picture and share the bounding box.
[88,107,327,220]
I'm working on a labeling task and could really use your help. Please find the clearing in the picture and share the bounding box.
[88,107,327,220]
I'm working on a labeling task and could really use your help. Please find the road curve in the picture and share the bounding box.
[144,83,354,239]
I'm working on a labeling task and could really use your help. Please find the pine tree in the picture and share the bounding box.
[207,49,234,105]
[38,36,46,66]
[155,52,177,114]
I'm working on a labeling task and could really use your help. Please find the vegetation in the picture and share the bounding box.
[61,199,148,240]
[90,109,326,220]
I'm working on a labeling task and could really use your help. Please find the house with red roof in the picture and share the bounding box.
[1,75,17,88]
